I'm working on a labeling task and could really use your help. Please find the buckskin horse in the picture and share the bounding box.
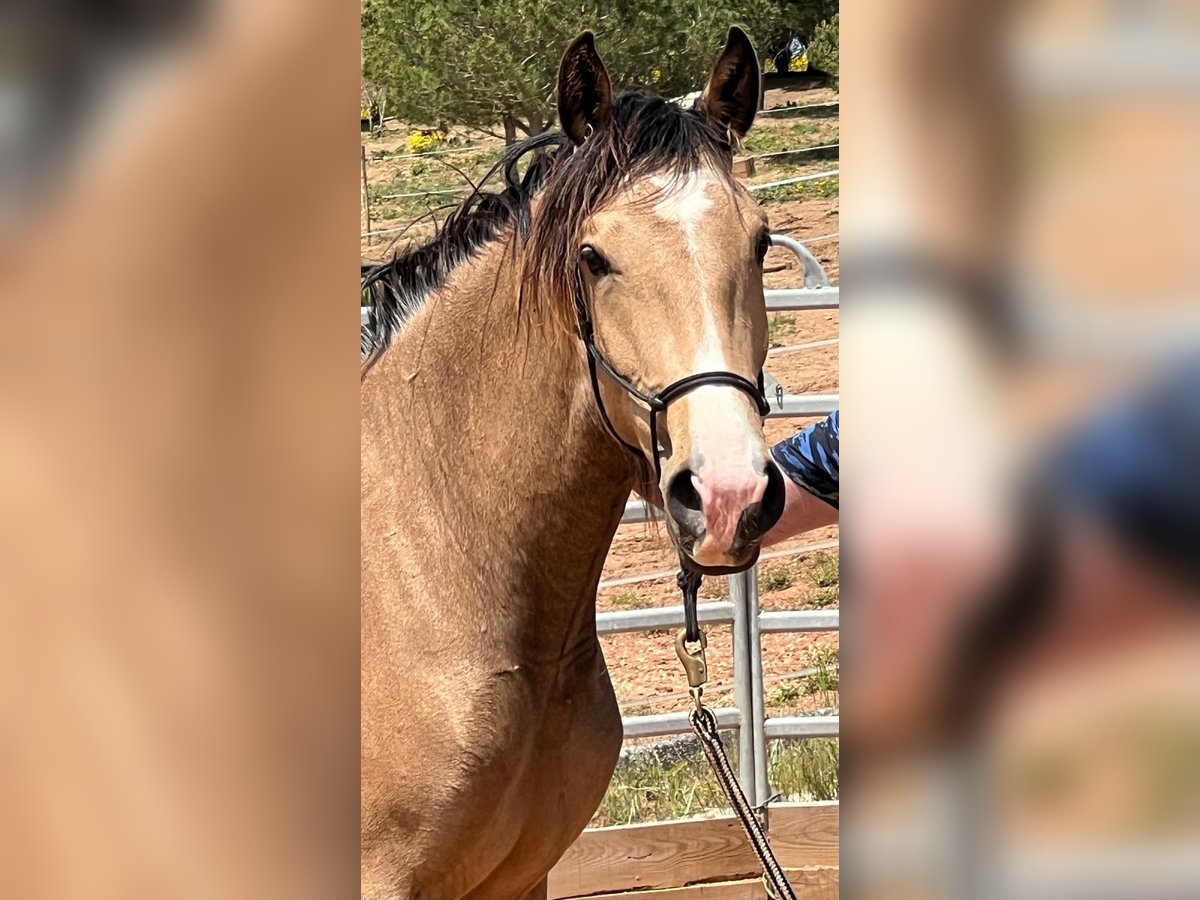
[361,27,785,899]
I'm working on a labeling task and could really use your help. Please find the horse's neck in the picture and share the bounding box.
[364,241,634,650]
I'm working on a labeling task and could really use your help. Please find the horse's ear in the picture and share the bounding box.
[558,31,613,145]
[696,26,761,145]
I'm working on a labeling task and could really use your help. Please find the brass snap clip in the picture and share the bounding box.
[674,627,708,690]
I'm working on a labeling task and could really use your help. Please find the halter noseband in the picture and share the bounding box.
[574,274,770,484]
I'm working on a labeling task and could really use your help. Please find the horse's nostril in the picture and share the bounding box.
[666,469,703,515]
[738,463,786,539]
[758,463,786,533]
[665,469,707,541]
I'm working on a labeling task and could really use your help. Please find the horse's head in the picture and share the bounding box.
[553,28,784,573]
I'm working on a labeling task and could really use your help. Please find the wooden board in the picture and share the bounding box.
[558,867,838,900]
[733,157,757,177]
[768,802,840,869]
[548,802,838,899]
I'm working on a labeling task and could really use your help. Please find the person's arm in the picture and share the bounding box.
[764,410,840,545]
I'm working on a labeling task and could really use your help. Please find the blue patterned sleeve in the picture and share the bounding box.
[770,410,839,509]
[1042,359,1200,587]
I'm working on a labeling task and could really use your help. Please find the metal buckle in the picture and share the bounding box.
[674,627,708,690]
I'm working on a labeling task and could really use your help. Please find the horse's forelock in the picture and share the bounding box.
[521,93,734,332]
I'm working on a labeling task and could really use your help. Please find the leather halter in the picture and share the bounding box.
[573,271,770,484]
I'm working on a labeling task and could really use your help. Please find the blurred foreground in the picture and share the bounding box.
[0,2,360,898]
[842,0,1200,897]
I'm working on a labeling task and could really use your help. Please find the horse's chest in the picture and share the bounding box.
[447,654,623,889]
[466,653,622,800]
[366,643,623,899]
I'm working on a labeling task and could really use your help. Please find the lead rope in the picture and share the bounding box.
[674,567,798,900]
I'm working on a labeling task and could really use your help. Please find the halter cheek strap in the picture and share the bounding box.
[574,277,770,484]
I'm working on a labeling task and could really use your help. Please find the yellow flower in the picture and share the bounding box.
[407,129,447,154]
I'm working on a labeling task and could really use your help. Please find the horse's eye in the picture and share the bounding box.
[580,245,610,277]
[756,231,772,265]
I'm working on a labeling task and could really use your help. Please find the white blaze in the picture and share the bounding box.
[650,170,767,563]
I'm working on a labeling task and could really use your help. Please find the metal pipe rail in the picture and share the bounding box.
[748,170,839,192]
[769,393,838,418]
[622,706,741,740]
[764,715,840,739]
[766,287,839,310]
[597,601,734,635]
[599,604,840,637]
[770,234,829,288]
[747,143,839,164]
[758,610,840,632]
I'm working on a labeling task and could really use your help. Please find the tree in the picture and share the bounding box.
[806,14,838,86]
[761,0,837,74]
[361,0,786,143]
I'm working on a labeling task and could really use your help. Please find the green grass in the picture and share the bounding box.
[802,668,839,696]
[741,122,825,154]
[754,176,840,204]
[608,591,648,610]
[809,643,838,669]
[767,313,797,345]
[802,644,840,698]
[808,587,838,609]
[593,738,738,827]
[770,738,839,802]
[806,552,839,588]
[595,735,839,826]
[759,565,793,592]
[367,141,481,162]
[771,679,804,706]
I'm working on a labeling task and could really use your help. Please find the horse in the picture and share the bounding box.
[361,27,785,900]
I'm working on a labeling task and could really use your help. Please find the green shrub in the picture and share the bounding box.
[802,643,840,697]
[809,587,838,609]
[760,566,793,592]
[767,313,797,344]
[594,734,840,826]
[771,680,803,705]
[609,591,645,609]
[807,552,839,587]
[807,15,839,88]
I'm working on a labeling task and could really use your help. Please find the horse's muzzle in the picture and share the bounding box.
[665,462,786,574]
